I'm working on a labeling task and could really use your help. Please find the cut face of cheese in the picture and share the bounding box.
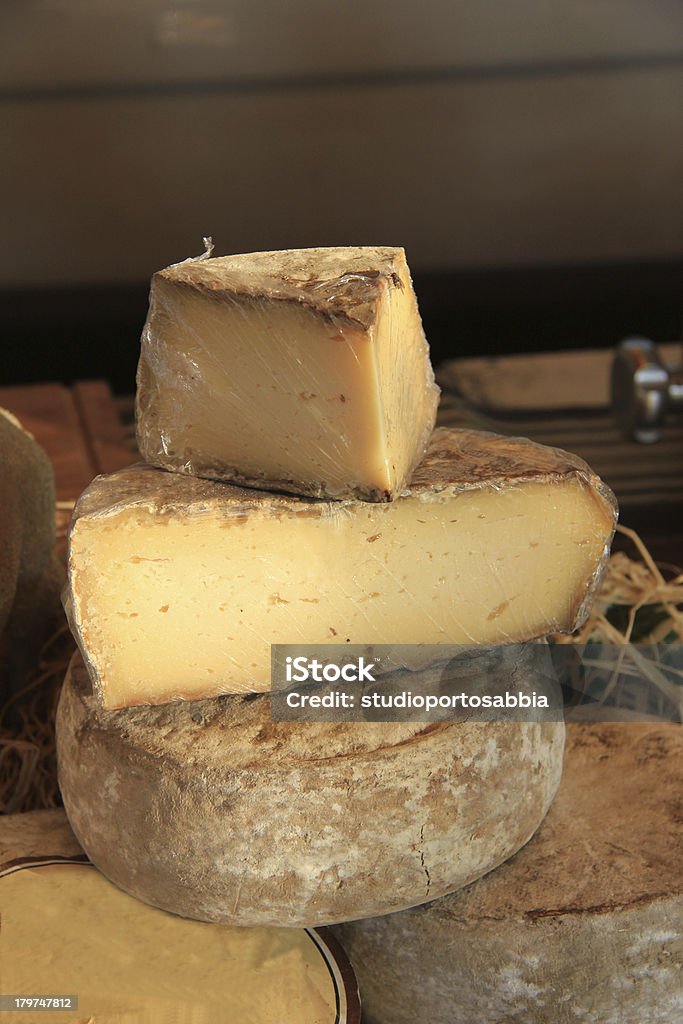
[66,428,616,708]
[136,246,439,501]
[0,857,348,1023]
[56,651,565,928]
[333,723,683,1024]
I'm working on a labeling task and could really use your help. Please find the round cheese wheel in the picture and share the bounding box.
[0,809,360,1024]
[333,723,683,1024]
[0,407,61,698]
[56,651,564,927]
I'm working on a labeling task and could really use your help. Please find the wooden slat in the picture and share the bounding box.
[0,383,95,503]
[437,342,682,412]
[72,379,135,475]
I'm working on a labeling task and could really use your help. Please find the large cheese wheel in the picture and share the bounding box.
[56,650,564,928]
[0,809,360,1024]
[0,408,60,698]
[333,723,683,1024]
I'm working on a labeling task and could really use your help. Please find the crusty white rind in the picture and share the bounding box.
[56,650,564,928]
[333,723,683,1024]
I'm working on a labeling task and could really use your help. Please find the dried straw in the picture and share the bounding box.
[0,504,75,814]
[552,525,682,722]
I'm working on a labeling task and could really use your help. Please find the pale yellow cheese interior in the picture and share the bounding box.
[71,477,609,707]
[0,863,337,1023]
[136,249,437,500]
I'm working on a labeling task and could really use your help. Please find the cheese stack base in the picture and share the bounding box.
[333,723,683,1024]
[56,650,564,928]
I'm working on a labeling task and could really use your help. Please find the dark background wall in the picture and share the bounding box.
[2,1,682,390]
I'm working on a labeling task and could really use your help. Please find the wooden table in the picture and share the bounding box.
[437,347,683,565]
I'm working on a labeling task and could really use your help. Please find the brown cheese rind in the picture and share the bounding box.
[333,723,683,1024]
[153,246,407,330]
[56,650,564,928]
[410,427,617,497]
[72,427,618,517]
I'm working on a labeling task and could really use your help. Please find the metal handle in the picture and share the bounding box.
[611,337,683,443]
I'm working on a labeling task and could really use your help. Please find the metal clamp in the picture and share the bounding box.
[611,337,683,443]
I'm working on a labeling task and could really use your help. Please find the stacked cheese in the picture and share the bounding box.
[58,246,617,929]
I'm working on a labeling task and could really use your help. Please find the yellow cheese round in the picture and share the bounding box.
[0,810,359,1024]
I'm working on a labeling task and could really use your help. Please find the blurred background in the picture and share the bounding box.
[1,0,682,389]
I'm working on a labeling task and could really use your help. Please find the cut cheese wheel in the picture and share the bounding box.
[65,427,616,708]
[0,810,360,1024]
[56,650,564,928]
[136,246,439,501]
[333,723,683,1024]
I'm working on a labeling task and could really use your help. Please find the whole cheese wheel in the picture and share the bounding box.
[56,650,564,927]
[0,408,61,698]
[0,810,360,1024]
[333,723,683,1024]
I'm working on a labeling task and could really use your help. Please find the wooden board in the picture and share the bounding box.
[0,380,133,503]
[437,342,682,412]
[436,346,683,562]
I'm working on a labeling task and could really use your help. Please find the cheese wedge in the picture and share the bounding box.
[136,246,439,501]
[65,428,616,708]
[56,651,564,928]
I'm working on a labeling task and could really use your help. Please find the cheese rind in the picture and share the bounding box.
[333,723,683,1024]
[66,427,617,709]
[56,650,565,928]
[0,407,61,700]
[136,246,439,501]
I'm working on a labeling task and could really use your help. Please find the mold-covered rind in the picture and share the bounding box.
[153,246,410,332]
[56,650,564,928]
[333,723,683,1024]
